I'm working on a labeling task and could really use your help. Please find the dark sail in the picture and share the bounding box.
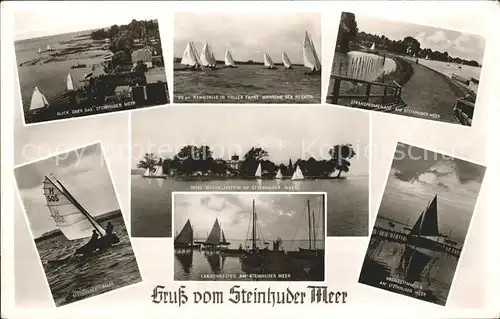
[205,218,221,246]
[175,219,194,246]
[409,195,439,237]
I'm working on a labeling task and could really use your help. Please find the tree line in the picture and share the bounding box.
[336,12,480,67]
[137,144,357,178]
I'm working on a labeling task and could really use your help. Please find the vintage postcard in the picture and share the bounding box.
[359,142,486,305]
[130,106,369,238]
[173,13,321,103]
[326,12,485,126]
[14,143,142,306]
[15,18,169,125]
[173,192,325,281]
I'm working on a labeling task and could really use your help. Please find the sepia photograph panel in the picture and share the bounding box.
[14,143,142,307]
[326,12,485,126]
[173,13,321,104]
[15,18,169,125]
[359,142,486,306]
[130,106,369,238]
[173,192,325,281]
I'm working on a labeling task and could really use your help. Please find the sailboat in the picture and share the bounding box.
[29,86,49,114]
[370,42,375,50]
[174,219,200,249]
[224,50,237,68]
[200,42,218,69]
[46,44,53,51]
[303,31,321,75]
[288,198,325,259]
[142,167,151,177]
[275,168,283,179]
[66,73,75,91]
[240,199,265,268]
[254,163,262,179]
[399,194,441,283]
[263,53,277,69]
[291,165,304,181]
[42,175,119,256]
[38,48,42,54]
[152,165,167,178]
[282,52,293,69]
[203,218,230,250]
[179,41,204,71]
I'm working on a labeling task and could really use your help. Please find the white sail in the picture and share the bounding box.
[153,165,165,177]
[282,52,292,68]
[275,169,282,179]
[303,31,321,71]
[46,44,51,50]
[43,176,105,240]
[263,53,275,68]
[255,163,262,177]
[291,165,304,180]
[143,168,151,177]
[38,48,42,53]
[370,42,375,50]
[200,42,216,67]
[30,86,49,111]
[66,73,75,91]
[181,41,202,67]
[225,50,235,66]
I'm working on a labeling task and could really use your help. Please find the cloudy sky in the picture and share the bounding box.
[377,143,485,244]
[352,13,486,63]
[131,106,369,176]
[15,143,120,238]
[174,13,321,64]
[174,193,324,242]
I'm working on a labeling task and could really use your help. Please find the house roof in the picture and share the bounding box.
[131,49,153,63]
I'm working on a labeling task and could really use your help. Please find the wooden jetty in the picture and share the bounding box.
[371,226,462,258]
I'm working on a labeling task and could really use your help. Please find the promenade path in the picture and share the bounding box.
[397,59,458,123]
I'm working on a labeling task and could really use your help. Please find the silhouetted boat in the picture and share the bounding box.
[240,199,265,268]
[287,198,324,259]
[174,219,201,249]
[203,218,231,250]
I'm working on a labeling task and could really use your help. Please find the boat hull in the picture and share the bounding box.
[74,233,120,256]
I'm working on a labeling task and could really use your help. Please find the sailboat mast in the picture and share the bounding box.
[312,210,317,250]
[252,199,256,250]
[307,199,312,250]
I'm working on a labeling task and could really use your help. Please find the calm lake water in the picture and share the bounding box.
[173,63,321,103]
[130,175,368,237]
[361,217,460,306]
[36,215,141,306]
[174,239,324,282]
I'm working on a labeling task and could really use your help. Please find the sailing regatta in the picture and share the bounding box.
[200,42,217,68]
[42,175,119,255]
[181,41,203,69]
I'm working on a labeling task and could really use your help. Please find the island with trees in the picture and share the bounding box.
[134,144,358,180]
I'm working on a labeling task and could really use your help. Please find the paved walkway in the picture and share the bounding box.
[399,59,458,123]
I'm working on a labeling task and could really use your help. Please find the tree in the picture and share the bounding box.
[173,145,214,176]
[240,147,269,176]
[336,12,358,53]
[137,153,159,172]
[329,144,356,178]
